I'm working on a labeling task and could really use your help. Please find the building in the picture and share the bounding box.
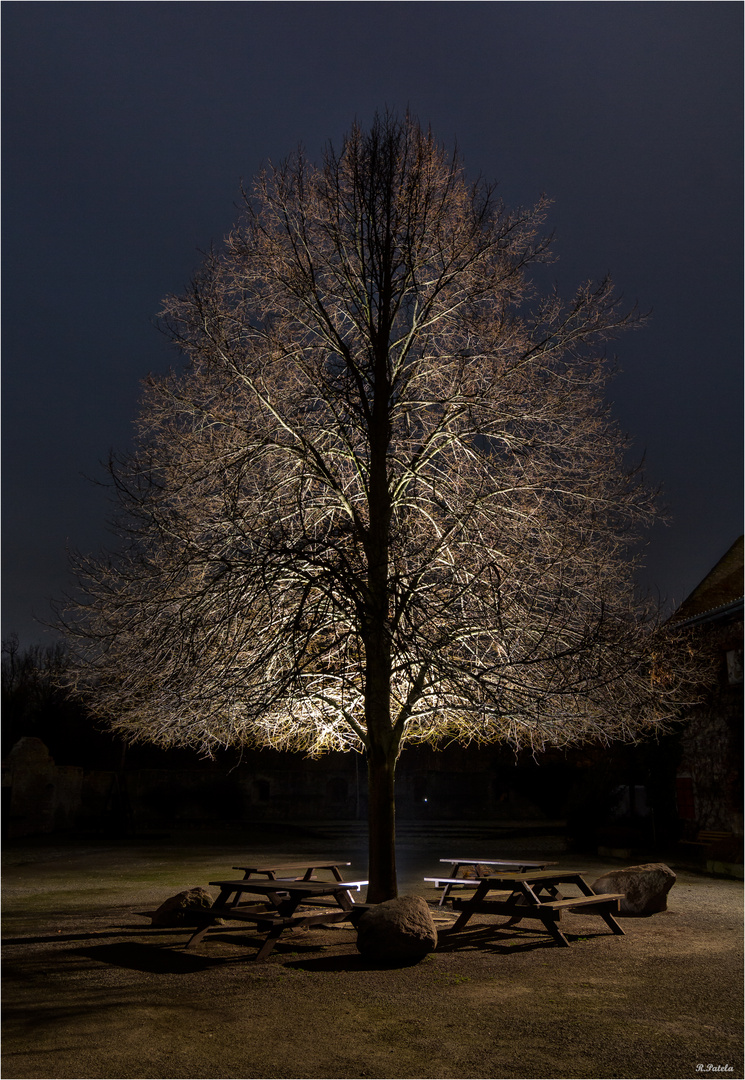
[670,536,743,865]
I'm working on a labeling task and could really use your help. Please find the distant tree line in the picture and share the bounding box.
[1,636,242,773]
[1,636,89,762]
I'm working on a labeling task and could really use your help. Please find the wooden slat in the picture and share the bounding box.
[205,906,294,927]
[203,905,357,927]
[427,871,583,886]
[232,861,351,872]
[439,858,552,867]
[424,877,479,887]
[680,830,734,847]
[538,893,624,911]
[208,879,367,892]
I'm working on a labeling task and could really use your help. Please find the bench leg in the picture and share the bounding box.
[449,879,492,931]
[504,897,532,927]
[504,913,525,927]
[439,863,460,906]
[254,924,286,962]
[540,914,571,947]
[450,908,475,932]
[600,910,625,936]
[185,921,213,949]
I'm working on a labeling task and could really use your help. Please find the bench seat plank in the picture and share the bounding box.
[540,893,624,911]
[425,877,482,887]
[198,905,356,928]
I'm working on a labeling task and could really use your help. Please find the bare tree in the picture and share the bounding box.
[60,113,697,901]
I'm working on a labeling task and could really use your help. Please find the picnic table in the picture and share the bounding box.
[427,868,625,947]
[185,874,368,961]
[429,857,558,906]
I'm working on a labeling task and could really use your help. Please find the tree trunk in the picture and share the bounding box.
[366,744,398,902]
[364,318,396,902]
[363,632,399,901]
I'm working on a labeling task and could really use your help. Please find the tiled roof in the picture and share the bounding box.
[673,535,744,623]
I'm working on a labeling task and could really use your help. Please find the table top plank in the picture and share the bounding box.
[425,877,486,886]
[232,861,351,873]
[439,858,556,867]
[473,869,586,883]
[209,878,367,894]
[426,870,586,887]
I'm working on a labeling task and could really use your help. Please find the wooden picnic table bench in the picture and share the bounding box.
[428,868,625,948]
[185,876,368,961]
[427,858,558,906]
[678,831,735,855]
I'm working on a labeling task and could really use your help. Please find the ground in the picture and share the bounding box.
[2,821,743,1080]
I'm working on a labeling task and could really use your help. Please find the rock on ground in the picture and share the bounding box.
[356,894,438,962]
[150,887,217,926]
[591,862,676,917]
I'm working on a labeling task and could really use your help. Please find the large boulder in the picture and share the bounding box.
[150,887,218,927]
[591,863,676,917]
[356,895,438,962]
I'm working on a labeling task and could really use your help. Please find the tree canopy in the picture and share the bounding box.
[60,113,698,899]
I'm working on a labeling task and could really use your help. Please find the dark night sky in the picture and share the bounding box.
[2,1,743,647]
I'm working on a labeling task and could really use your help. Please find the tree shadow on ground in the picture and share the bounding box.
[2,926,194,947]
[74,942,212,974]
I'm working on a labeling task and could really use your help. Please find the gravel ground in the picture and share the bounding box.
[2,824,743,1080]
